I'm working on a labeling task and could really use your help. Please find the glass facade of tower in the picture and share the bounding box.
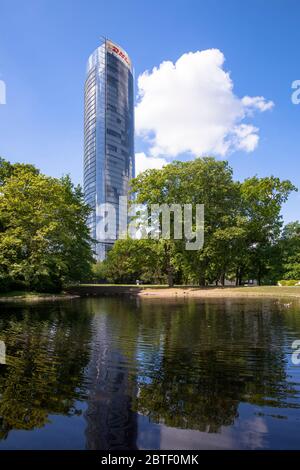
[84,38,135,260]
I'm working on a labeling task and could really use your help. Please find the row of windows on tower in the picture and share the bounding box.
[107,104,132,125]
[107,75,129,92]
[106,62,131,83]
[107,143,129,157]
[107,103,132,118]
[106,128,130,146]
[106,62,130,78]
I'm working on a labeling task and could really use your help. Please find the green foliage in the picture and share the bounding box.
[237,176,296,284]
[277,221,300,281]
[91,261,107,283]
[0,158,94,292]
[278,280,300,286]
[100,157,297,286]
[130,157,242,286]
[103,238,168,284]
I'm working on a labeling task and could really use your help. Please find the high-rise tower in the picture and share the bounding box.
[84,38,134,260]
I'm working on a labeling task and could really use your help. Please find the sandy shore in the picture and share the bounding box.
[137,286,300,299]
[3,286,299,302]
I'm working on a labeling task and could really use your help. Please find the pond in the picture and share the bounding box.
[0,297,299,450]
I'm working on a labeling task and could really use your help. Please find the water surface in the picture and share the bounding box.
[0,297,299,450]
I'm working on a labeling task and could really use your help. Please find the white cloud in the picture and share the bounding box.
[233,124,259,152]
[242,95,274,113]
[135,152,167,175]
[135,49,274,158]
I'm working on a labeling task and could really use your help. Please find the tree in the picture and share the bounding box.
[237,177,296,285]
[0,158,94,292]
[103,238,167,284]
[279,221,300,280]
[91,261,108,283]
[0,156,39,186]
[131,157,243,286]
[128,158,296,286]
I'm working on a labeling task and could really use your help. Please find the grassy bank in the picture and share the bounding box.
[0,291,79,302]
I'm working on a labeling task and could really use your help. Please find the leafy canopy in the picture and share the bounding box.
[0,157,94,292]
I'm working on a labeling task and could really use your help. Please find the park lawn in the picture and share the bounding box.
[0,290,49,298]
[0,291,77,301]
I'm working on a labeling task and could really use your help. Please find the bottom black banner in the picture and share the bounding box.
[0,450,299,465]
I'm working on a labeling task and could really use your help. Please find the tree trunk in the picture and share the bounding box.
[167,269,174,288]
[257,264,263,286]
[164,242,174,287]
[237,266,244,286]
[235,267,239,286]
[220,272,225,287]
[199,275,206,287]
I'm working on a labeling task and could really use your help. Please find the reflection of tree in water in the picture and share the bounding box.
[133,299,300,433]
[0,297,299,446]
[0,301,92,439]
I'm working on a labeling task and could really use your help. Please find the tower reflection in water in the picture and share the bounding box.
[84,311,138,450]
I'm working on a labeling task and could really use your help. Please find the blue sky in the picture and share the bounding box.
[0,0,299,222]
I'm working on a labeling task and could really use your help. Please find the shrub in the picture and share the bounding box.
[277,280,300,286]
